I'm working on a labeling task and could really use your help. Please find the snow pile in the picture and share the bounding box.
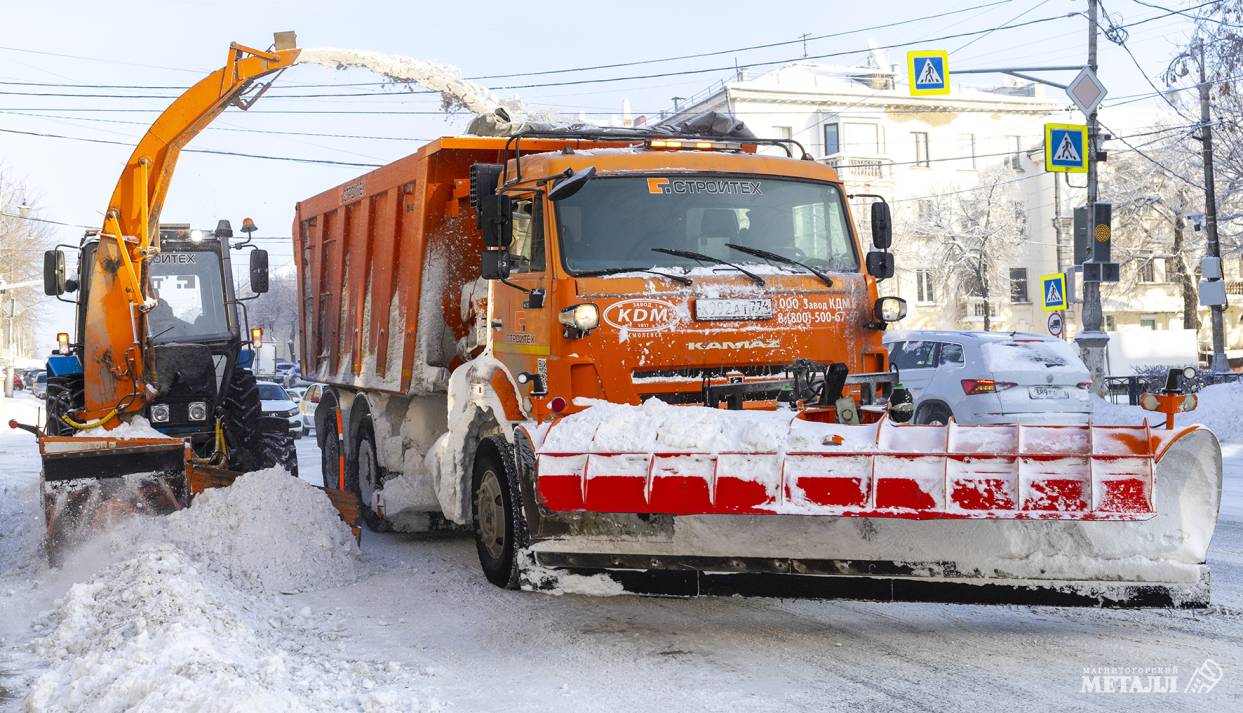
[522,556,625,597]
[73,415,166,439]
[157,468,361,593]
[1093,379,1243,443]
[297,48,509,116]
[25,546,439,713]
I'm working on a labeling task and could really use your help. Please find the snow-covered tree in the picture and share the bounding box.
[905,170,1025,331]
[0,169,52,357]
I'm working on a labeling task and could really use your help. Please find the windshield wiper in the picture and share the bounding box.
[725,243,833,288]
[575,267,693,285]
[650,248,765,286]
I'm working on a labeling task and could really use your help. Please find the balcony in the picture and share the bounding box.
[823,155,893,182]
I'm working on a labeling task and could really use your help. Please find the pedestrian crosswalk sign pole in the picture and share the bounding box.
[1044,123,1089,173]
[1041,273,1068,312]
[907,50,950,95]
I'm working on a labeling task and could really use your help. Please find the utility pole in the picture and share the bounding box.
[1076,0,1110,392]
[1198,40,1230,373]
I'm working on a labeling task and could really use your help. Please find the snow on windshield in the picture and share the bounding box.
[982,339,1086,373]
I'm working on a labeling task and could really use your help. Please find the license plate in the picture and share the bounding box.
[694,298,773,321]
[1029,386,1069,399]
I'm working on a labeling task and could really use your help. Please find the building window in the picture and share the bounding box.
[1137,259,1157,283]
[824,123,840,155]
[1007,135,1024,171]
[913,132,930,167]
[1140,318,1157,330]
[916,269,936,303]
[960,133,976,168]
[772,126,792,140]
[846,122,882,154]
[1009,267,1029,303]
[1012,201,1028,236]
[1105,315,1117,330]
[917,199,934,223]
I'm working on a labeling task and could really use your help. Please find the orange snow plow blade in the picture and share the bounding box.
[536,418,1176,519]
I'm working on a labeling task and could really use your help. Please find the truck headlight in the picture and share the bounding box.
[187,401,209,421]
[873,296,908,323]
[558,303,599,333]
[150,404,170,423]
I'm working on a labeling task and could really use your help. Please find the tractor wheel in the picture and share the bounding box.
[223,369,264,472]
[347,423,390,532]
[44,375,84,437]
[472,436,528,589]
[257,416,299,477]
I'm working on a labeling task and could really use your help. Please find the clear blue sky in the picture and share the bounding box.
[0,0,1205,347]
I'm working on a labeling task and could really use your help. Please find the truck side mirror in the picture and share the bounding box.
[866,251,895,279]
[480,195,513,249]
[870,202,892,250]
[548,166,596,202]
[482,250,511,281]
[43,249,65,296]
[249,249,270,294]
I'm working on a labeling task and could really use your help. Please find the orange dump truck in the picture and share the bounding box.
[295,127,1221,605]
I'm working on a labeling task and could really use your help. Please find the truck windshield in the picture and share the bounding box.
[554,175,859,274]
[147,250,231,343]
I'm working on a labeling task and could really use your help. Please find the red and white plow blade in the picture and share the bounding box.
[534,408,1188,520]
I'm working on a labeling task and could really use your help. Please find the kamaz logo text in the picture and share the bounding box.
[687,339,781,351]
[647,178,763,196]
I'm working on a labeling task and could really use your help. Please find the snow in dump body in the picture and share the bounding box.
[296,48,507,116]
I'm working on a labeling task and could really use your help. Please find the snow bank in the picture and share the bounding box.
[1093,379,1243,444]
[25,546,439,713]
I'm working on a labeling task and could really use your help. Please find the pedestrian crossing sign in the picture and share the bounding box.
[1044,123,1089,173]
[1041,273,1067,312]
[907,50,950,96]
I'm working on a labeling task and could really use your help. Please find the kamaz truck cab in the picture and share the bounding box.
[42,220,297,474]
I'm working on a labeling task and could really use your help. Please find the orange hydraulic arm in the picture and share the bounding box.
[81,38,300,427]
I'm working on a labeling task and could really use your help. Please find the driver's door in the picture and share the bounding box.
[490,195,551,393]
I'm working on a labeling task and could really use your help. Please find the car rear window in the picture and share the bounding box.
[258,383,289,400]
[981,340,1085,371]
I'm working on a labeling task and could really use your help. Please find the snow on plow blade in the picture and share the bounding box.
[39,436,190,558]
[528,406,1222,606]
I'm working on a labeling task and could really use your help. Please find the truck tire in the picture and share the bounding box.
[321,413,343,490]
[472,436,529,589]
[348,423,390,532]
[257,416,299,477]
[44,375,84,437]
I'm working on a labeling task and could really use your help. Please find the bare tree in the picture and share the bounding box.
[0,169,52,359]
[905,170,1025,331]
[1101,134,1205,336]
[245,268,299,360]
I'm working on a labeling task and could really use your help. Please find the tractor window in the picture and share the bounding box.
[147,251,230,343]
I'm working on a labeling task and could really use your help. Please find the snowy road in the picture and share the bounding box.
[2,393,1242,711]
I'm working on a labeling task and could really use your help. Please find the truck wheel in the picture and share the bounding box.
[257,416,299,477]
[472,436,528,589]
[44,375,84,437]
[321,421,343,490]
[348,423,390,532]
[915,402,953,425]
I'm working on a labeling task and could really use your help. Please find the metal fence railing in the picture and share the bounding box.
[1103,369,1242,405]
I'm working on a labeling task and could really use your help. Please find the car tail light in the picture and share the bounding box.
[961,379,1016,395]
[1077,381,1092,390]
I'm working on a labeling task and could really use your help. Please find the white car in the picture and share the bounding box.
[299,383,325,436]
[258,381,304,439]
[883,330,1091,425]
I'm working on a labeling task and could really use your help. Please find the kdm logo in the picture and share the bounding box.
[602,299,677,333]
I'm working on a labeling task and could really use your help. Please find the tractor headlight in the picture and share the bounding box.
[558,303,599,333]
[187,401,209,422]
[873,296,908,323]
[150,404,170,423]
